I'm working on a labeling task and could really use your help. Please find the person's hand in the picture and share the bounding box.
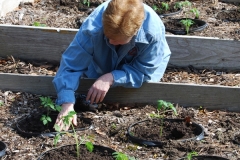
[55,103,77,131]
[86,73,113,104]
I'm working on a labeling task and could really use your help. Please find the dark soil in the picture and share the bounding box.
[128,119,202,143]
[16,112,92,137]
[216,9,240,21]
[38,144,115,160]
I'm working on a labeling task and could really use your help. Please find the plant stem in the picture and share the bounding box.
[71,123,80,158]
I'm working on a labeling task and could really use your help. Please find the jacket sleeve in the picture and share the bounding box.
[52,30,93,105]
[111,35,171,88]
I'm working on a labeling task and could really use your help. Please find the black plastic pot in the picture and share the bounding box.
[37,144,116,160]
[178,155,229,160]
[159,8,183,18]
[127,119,204,147]
[216,10,240,22]
[164,18,208,35]
[16,113,93,138]
[0,141,7,158]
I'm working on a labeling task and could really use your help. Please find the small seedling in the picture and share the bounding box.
[40,96,61,125]
[186,151,198,160]
[180,19,194,34]
[54,111,94,158]
[180,0,192,8]
[112,152,136,160]
[0,101,3,107]
[152,5,159,11]
[161,2,169,11]
[111,123,117,130]
[174,2,182,9]
[190,8,200,19]
[83,0,90,7]
[33,21,46,27]
[150,100,177,137]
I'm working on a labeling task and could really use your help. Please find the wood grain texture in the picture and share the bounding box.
[1,25,240,70]
[0,73,240,112]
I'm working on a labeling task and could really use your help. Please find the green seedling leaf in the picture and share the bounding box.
[186,151,198,160]
[161,2,169,11]
[152,5,159,11]
[55,105,62,112]
[54,124,61,132]
[112,152,129,160]
[180,19,194,34]
[54,133,61,146]
[85,141,94,152]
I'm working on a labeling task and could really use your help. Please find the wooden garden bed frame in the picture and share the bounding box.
[0,24,240,111]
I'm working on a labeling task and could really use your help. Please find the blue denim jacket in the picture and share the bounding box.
[53,1,171,105]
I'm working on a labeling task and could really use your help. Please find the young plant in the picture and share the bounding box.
[180,0,192,8]
[112,152,136,160]
[83,0,90,7]
[161,2,169,11]
[152,5,159,11]
[150,100,177,137]
[40,96,61,125]
[180,19,195,34]
[186,151,198,160]
[33,21,46,27]
[54,111,94,158]
[190,8,200,19]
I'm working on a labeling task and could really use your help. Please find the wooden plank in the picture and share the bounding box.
[220,0,240,3]
[0,73,240,112]
[0,25,77,64]
[1,25,240,69]
[166,35,240,70]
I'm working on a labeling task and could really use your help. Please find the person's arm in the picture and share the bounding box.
[52,29,93,131]
[52,30,93,105]
[112,35,171,88]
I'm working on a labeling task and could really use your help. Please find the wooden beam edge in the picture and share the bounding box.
[0,73,240,111]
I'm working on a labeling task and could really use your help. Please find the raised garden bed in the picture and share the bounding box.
[0,0,240,160]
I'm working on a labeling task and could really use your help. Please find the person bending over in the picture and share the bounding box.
[53,0,171,131]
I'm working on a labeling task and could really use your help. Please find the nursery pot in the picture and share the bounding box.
[159,7,183,17]
[164,18,208,35]
[37,144,116,160]
[216,10,240,22]
[127,118,204,147]
[0,141,7,158]
[178,155,229,160]
[16,113,93,138]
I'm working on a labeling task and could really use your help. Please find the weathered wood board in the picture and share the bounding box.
[0,73,240,112]
[0,24,240,70]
